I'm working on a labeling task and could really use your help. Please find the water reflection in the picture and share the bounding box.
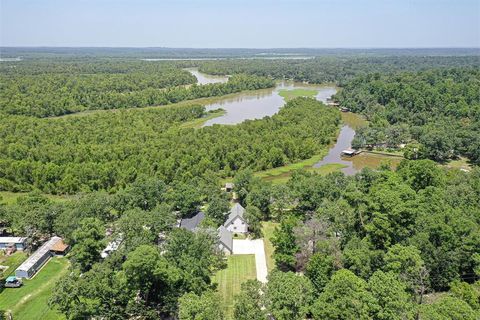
[187,68,401,175]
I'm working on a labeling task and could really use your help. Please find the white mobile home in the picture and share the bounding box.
[15,236,62,279]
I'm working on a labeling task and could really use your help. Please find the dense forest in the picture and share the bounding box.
[232,164,480,319]
[0,60,274,117]
[197,56,480,85]
[0,52,479,319]
[1,161,478,319]
[0,98,340,194]
[335,68,480,164]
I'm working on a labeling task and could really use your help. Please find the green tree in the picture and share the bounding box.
[245,205,263,238]
[205,194,230,225]
[305,253,335,295]
[178,291,224,320]
[271,215,299,271]
[122,245,180,308]
[449,280,480,311]
[233,280,265,320]
[312,269,378,320]
[368,271,414,320]
[383,244,426,295]
[419,296,478,320]
[70,217,105,272]
[264,270,314,320]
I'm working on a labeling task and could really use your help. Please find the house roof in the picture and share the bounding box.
[16,236,61,272]
[217,226,233,252]
[224,203,246,226]
[180,211,205,231]
[0,237,26,244]
[225,182,234,188]
[51,239,69,252]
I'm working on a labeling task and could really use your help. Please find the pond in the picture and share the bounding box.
[188,68,402,175]
[312,113,402,175]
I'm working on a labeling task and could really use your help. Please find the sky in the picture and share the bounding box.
[1,0,479,48]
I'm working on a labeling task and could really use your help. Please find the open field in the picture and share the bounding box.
[0,257,69,320]
[0,191,73,205]
[261,221,279,272]
[278,88,318,101]
[213,254,256,319]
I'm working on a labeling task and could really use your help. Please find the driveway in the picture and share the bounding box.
[232,239,268,283]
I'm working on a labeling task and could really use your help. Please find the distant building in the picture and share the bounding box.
[179,211,205,231]
[0,237,27,251]
[224,203,248,234]
[101,237,123,259]
[224,183,234,192]
[15,236,65,279]
[217,225,233,254]
[341,149,359,157]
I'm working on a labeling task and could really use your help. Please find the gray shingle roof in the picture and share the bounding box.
[217,225,233,252]
[179,212,205,231]
[224,203,246,226]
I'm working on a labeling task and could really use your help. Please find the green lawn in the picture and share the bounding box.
[0,252,27,280]
[278,88,318,101]
[0,257,69,320]
[0,191,72,205]
[261,221,279,272]
[213,255,257,319]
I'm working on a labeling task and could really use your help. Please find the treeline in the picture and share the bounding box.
[335,68,480,163]
[197,55,480,85]
[230,162,480,319]
[0,174,230,319]
[0,97,340,194]
[0,62,274,117]
[1,160,478,319]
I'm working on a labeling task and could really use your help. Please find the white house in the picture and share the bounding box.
[224,203,248,234]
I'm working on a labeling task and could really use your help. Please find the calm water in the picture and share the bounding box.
[188,69,400,174]
[186,68,229,85]
[186,68,337,126]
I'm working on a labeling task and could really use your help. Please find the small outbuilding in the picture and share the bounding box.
[224,183,234,192]
[50,239,69,256]
[341,149,359,157]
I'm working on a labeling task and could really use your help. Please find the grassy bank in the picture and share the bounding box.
[261,221,279,272]
[213,255,257,319]
[0,191,73,205]
[0,257,69,320]
[278,88,318,101]
[180,109,226,129]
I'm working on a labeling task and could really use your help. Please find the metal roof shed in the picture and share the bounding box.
[15,236,61,279]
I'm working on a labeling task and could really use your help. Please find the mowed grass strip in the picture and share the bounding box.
[0,257,70,320]
[261,222,279,271]
[0,252,27,280]
[213,254,256,319]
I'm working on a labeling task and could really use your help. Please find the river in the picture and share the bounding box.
[188,68,402,175]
